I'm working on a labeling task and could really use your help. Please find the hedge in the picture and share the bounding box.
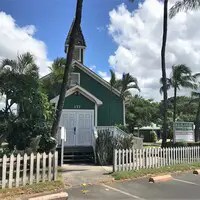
[165,141,200,148]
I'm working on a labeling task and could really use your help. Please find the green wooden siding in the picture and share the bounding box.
[63,93,95,110]
[73,65,124,126]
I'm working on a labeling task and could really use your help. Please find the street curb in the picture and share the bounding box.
[149,174,172,183]
[193,169,200,175]
[28,192,68,200]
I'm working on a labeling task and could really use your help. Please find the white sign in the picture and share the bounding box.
[173,122,194,142]
[60,126,66,142]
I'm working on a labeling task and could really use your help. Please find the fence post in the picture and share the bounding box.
[8,154,14,188]
[23,153,28,186]
[132,149,135,170]
[42,152,47,182]
[2,155,7,189]
[29,153,34,185]
[145,148,148,169]
[118,149,121,171]
[36,153,40,183]
[122,149,125,171]
[126,149,129,171]
[129,149,132,171]
[48,152,52,181]
[113,149,117,172]
[53,151,58,181]
[16,154,20,187]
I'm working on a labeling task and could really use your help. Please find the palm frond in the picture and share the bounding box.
[193,72,200,79]
[170,0,200,18]
[191,91,200,98]
[127,84,140,92]
[0,59,17,72]
[17,52,35,74]
[110,69,116,87]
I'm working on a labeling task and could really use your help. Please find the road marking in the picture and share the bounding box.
[173,178,200,186]
[101,184,145,200]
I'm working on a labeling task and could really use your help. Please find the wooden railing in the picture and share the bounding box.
[0,152,58,189]
[113,147,200,172]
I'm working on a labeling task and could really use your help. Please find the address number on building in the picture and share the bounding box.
[74,105,81,109]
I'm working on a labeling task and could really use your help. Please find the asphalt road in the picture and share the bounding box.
[67,172,200,199]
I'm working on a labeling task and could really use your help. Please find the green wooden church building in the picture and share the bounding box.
[49,21,127,162]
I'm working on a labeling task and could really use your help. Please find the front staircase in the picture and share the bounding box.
[62,146,95,163]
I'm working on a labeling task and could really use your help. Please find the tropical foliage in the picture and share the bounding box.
[109,69,140,99]
[160,64,197,122]
[0,52,55,154]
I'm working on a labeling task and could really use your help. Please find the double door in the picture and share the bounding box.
[61,110,94,146]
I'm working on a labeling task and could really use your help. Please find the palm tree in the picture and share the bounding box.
[109,70,140,99]
[41,58,66,99]
[51,0,83,137]
[161,65,196,122]
[191,90,200,141]
[0,52,39,116]
[170,0,200,18]
[161,0,169,147]
[0,52,39,78]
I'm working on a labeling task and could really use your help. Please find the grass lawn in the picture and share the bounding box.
[0,170,66,200]
[0,180,66,200]
[112,162,200,180]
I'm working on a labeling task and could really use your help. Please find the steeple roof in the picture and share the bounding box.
[65,20,86,48]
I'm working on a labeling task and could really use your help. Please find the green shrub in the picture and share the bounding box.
[96,129,114,165]
[150,131,157,143]
[115,124,129,133]
[165,141,200,148]
[6,119,56,153]
[96,129,135,165]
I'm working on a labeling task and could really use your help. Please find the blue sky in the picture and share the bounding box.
[1,0,198,101]
[1,0,140,74]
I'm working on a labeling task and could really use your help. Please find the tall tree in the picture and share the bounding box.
[170,0,200,18]
[109,70,140,99]
[161,0,169,147]
[51,0,83,137]
[191,90,200,141]
[160,65,196,122]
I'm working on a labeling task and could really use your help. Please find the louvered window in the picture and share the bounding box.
[70,73,80,86]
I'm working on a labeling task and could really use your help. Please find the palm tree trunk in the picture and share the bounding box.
[161,0,168,147]
[173,86,177,122]
[51,0,83,137]
[195,100,200,142]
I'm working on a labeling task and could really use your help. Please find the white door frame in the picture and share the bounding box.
[61,109,94,146]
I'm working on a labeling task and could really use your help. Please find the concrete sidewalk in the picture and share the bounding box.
[62,164,113,187]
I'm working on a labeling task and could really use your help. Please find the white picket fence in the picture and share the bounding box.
[113,147,200,172]
[0,151,58,189]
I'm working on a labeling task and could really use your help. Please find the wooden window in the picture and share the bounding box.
[70,73,80,86]
[73,48,81,62]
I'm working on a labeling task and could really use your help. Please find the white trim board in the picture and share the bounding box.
[50,85,103,106]
[73,60,121,96]
[41,61,121,97]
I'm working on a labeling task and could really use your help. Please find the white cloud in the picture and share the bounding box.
[0,12,51,76]
[89,65,96,70]
[108,1,200,101]
[98,70,122,83]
